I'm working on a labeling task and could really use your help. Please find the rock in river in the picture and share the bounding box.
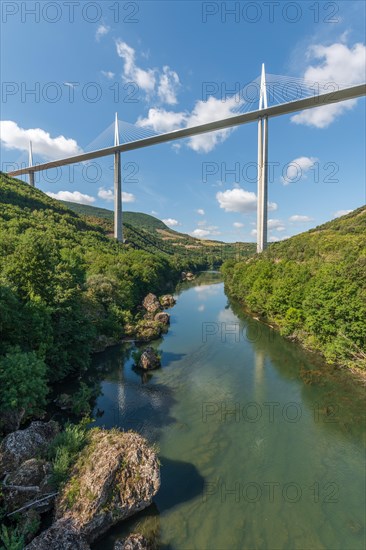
[25,519,90,550]
[159,294,176,308]
[138,347,161,370]
[55,428,160,542]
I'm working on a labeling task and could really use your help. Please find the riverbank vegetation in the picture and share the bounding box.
[0,174,179,426]
[222,206,366,371]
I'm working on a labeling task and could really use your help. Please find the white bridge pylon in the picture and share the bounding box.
[7,69,366,251]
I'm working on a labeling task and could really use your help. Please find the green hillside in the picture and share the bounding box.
[62,201,169,231]
[222,206,366,371]
[0,173,186,423]
[61,199,256,265]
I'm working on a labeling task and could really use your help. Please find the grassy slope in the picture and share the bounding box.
[222,205,366,370]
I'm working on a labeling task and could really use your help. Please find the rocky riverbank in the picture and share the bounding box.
[0,282,187,546]
[0,422,160,548]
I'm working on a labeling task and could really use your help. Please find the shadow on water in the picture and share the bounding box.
[91,457,204,550]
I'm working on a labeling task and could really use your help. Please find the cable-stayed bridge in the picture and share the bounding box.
[6,66,366,252]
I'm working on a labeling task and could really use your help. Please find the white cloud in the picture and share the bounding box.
[98,187,135,203]
[216,187,277,213]
[268,219,286,232]
[0,120,82,160]
[162,218,180,227]
[101,70,115,79]
[191,228,211,238]
[186,95,238,153]
[158,66,180,105]
[96,24,110,41]
[289,214,314,222]
[122,192,135,203]
[233,222,244,228]
[269,236,280,242]
[333,209,352,218]
[136,91,243,152]
[137,108,187,133]
[250,229,257,236]
[116,39,156,93]
[281,156,317,185]
[46,191,95,205]
[291,41,366,128]
[98,187,114,201]
[197,209,205,215]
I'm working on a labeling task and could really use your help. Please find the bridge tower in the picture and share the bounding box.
[257,64,268,253]
[114,113,123,242]
[28,141,35,187]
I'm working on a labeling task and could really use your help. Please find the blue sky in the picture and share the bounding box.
[1,0,365,242]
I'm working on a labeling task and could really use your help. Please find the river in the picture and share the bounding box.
[91,271,365,550]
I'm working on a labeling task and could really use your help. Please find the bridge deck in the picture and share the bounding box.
[7,83,366,177]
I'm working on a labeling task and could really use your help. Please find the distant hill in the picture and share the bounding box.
[61,200,255,265]
[222,205,366,371]
[62,201,169,231]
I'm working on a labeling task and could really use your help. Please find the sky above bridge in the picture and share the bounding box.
[1,0,365,242]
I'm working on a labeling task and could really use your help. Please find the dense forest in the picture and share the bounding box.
[222,206,366,371]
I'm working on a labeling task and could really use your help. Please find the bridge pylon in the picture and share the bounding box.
[257,64,268,253]
[114,113,123,242]
[28,141,35,187]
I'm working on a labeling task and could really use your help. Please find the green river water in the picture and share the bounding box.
[92,272,365,550]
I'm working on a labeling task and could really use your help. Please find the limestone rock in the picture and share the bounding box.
[25,519,90,550]
[0,408,25,435]
[138,347,161,370]
[154,312,170,326]
[56,429,160,542]
[4,458,53,512]
[159,295,176,308]
[114,534,151,550]
[142,294,162,314]
[135,320,162,342]
[0,421,59,476]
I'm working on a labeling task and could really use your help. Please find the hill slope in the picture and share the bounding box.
[61,200,256,264]
[222,206,366,371]
[0,173,181,399]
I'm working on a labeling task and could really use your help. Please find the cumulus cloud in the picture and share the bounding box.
[333,209,352,218]
[191,228,211,238]
[101,70,115,79]
[197,209,205,215]
[269,236,280,242]
[137,108,187,133]
[98,187,135,203]
[268,219,286,231]
[158,66,180,105]
[96,24,110,41]
[233,222,244,228]
[115,40,182,106]
[185,96,238,153]
[136,93,242,152]
[0,120,82,160]
[291,41,366,128]
[162,218,180,227]
[46,191,95,205]
[116,40,156,93]
[281,156,317,185]
[216,187,277,213]
[289,214,314,222]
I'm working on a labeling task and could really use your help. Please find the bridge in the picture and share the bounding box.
[6,66,366,253]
